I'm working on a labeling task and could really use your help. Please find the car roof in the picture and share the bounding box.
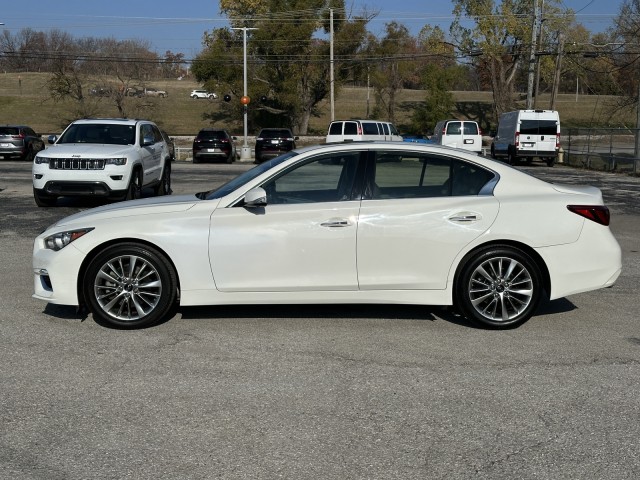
[69,118,151,125]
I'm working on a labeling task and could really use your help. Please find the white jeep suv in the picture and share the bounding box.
[32,118,172,207]
[190,89,217,99]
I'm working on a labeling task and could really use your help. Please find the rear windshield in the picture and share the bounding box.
[198,130,226,140]
[463,122,479,135]
[344,122,358,135]
[446,122,461,135]
[328,123,342,135]
[58,124,136,145]
[520,120,558,135]
[259,129,292,139]
[0,127,19,135]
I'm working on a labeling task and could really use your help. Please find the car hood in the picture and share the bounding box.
[49,194,203,229]
[39,144,135,157]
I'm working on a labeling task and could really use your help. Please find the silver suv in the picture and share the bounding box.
[32,118,172,207]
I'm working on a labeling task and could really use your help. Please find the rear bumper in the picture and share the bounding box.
[516,149,558,158]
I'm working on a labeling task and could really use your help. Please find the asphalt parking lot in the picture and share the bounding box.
[1,160,639,479]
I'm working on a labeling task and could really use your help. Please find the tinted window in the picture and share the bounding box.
[446,122,461,135]
[382,123,390,135]
[520,120,538,135]
[328,123,342,135]
[198,130,227,140]
[463,122,479,135]
[362,123,379,135]
[0,127,19,135]
[57,124,136,145]
[343,122,358,135]
[538,120,558,136]
[262,152,361,204]
[369,152,493,199]
[260,129,292,139]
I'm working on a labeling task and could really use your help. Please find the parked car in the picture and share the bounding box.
[89,86,113,97]
[32,118,172,206]
[0,125,45,161]
[190,90,217,99]
[32,142,621,330]
[326,119,403,143]
[126,87,145,97]
[161,130,175,161]
[491,109,560,166]
[402,134,433,144]
[192,129,237,163]
[432,119,483,155]
[144,87,168,98]
[254,128,298,162]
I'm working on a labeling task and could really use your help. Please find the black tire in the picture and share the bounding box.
[83,243,178,329]
[33,188,57,207]
[154,163,171,196]
[490,145,496,159]
[23,146,35,162]
[507,149,516,165]
[125,170,142,200]
[546,157,555,167]
[455,246,543,329]
[225,151,233,164]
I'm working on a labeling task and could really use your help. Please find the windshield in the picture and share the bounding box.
[58,124,136,145]
[199,152,298,200]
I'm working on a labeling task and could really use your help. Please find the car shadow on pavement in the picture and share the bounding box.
[178,304,472,327]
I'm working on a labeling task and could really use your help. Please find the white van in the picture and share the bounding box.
[326,120,403,143]
[490,110,560,166]
[432,119,483,154]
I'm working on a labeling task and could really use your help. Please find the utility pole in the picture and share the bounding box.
[232,27,257,161]
[533,0,545,109]
[330,8,335,122]
[549,33,565,111]
[635,81,640,174]
[526,0,539,109]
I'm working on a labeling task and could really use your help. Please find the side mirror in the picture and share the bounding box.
[48,135,57,144]
[244,187,267,207]
[142,135,155,146]
[294,136,299,140]
[232,136,238,140]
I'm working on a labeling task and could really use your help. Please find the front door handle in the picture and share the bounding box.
[321,219,350,228]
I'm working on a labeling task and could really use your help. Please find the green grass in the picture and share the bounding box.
[0,72,636,136]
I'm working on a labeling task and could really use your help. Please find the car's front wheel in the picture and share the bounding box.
[154,163,171,196]
[83,243,178,329]
[125,170,142,200]
[455,246,543,329]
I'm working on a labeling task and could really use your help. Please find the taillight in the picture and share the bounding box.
[357,125,362,135]
[568,205,610,226]
[220,138,229,143]
[556,133,560,149]
[515,132,520,147]
[285,137,293,141]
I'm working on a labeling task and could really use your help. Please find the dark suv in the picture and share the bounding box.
[0,125,45,161]
[192,129,237,163]
[254,128,298,163]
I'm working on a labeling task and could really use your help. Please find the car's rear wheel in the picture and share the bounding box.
[455,246,543,329]
[23,146,35,162]
[33,188,57,207]
[546,157,556,167]
[507,149,516,165]
[83,243,178,329]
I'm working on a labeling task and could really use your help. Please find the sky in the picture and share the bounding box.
[0,0,624,59]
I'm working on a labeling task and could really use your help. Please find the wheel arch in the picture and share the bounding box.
[76,238,181,308]
[452,240,551,301]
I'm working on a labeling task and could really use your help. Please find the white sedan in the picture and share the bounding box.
[33,143,621,329]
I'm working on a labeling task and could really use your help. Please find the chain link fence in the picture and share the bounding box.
[564,128,640,175]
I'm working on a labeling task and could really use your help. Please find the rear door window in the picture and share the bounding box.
[519,120,538,135]
[328,122,343,135]
[344,122,358,135]
[538,120,558,136]
[446,122,461,135]
[463,122,478,135]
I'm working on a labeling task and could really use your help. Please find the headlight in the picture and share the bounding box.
[34,156,50,164]
[105,158,128,166]
[44,228,94,251]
